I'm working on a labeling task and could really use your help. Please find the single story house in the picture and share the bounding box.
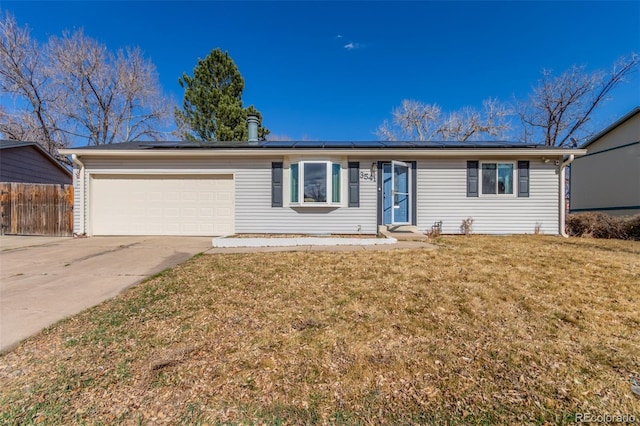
[570,107,640,216]
[0,140,72,185]
[60,133,585,237]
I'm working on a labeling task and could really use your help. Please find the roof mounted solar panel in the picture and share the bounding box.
[259,141,288,148]
[320,140,350,148]
[289,140,322,148]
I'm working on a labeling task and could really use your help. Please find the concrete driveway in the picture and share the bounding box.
[0,236,212,353]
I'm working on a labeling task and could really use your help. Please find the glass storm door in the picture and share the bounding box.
[382,161,410,225]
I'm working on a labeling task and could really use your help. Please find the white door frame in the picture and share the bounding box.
[387,160,411,225]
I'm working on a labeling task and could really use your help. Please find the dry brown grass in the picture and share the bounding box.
[226,233,381,239]
[1,236,639,425]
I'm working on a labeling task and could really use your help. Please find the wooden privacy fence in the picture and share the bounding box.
[0,183,74,236]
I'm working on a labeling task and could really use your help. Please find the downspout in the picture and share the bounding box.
[559,154,575,238]
[71,154,86,235]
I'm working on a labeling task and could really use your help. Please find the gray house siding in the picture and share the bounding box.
[0,146,71,184]
[416,159,560,235]
[75,157,378,235]
[74,156,562,236]
[236,158,377,235]
[72,168,82,233]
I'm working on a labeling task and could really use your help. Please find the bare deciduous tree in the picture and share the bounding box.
[518,54,639,147]
[265,133,293,141]
[0,106,51,142]
[440,98,511,141]
[376,98,510,142]
[0,12,172,154]
[377,100,441,141]
[49,30,172,145]
[0,13,66,153]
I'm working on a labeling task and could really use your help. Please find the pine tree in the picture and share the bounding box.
[175,48,269,141]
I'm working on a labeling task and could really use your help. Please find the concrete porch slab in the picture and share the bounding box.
[212,236,397,248]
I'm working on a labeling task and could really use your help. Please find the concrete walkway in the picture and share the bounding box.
[0,236,436,353]
[0,236,212,353]
[207,240,436,253]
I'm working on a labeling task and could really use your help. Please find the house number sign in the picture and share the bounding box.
[360,171,376,182]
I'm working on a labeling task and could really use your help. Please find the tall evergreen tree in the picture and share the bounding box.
[175,48,269,142]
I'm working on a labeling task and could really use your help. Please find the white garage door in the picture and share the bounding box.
[91,174,234,236]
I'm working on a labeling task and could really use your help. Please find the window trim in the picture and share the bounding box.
[479,161,516,197]
[289,160,343,207]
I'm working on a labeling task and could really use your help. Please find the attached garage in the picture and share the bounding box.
[90,174,234,236]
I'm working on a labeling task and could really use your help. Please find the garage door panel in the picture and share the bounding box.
[199,208,214,217]
[148,208,162,218]
[199,192,214,202]
[181,191,196,201]
[91,175,234,236]
[199,224,213,233]
[182,208,196,218]
[216,206,232,217]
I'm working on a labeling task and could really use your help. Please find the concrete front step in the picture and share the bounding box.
[378,225,428,241]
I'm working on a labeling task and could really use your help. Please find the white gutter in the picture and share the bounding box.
[58,148,587,158]
[70,154,86,235]
[559,154,575,238]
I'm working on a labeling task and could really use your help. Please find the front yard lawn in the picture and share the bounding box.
[1,236,639,424]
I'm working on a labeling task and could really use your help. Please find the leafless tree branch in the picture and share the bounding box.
[0,12,173,154]
[377,98,511,141]
[518,54,639,146]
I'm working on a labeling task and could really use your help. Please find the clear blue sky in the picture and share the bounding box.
[3,1,640,142]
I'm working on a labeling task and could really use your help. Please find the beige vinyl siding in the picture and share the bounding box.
[78,157,378,235]
[571,113,640,216]
[416,159,560,235]
[584,115,639,153]
[571,143,640,215]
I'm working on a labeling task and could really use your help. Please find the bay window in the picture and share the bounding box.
[290,161,341,205]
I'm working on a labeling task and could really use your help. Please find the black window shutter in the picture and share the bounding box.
[518,161,530,197]
[467,161,479,197]
[272,162,283,207]
[348,162,359,207]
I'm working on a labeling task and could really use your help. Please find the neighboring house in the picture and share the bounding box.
[1,141,74,236]
[0,140,72,184]
[60,131,585,237]
[570,107,640,216]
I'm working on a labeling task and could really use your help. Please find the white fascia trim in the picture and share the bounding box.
[59,148,587,158]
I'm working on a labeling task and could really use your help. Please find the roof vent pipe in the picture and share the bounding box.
[247,114,259,144]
